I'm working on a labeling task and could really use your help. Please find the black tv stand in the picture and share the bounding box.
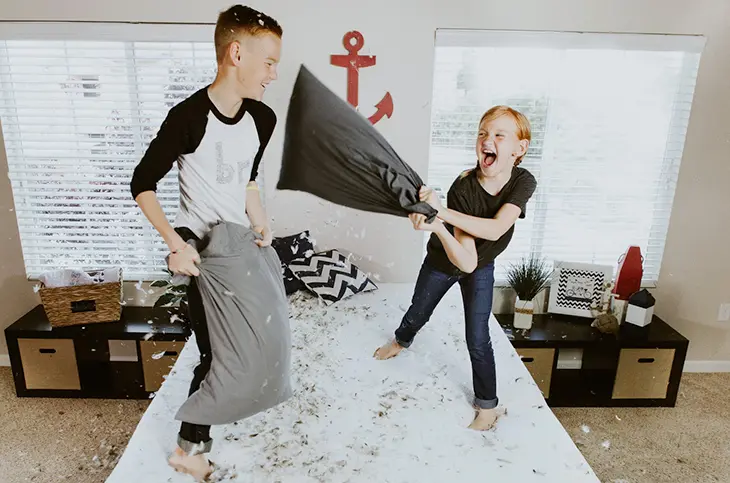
[495,312,688,407]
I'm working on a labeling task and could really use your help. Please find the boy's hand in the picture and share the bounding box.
[409,213,445,233]
[419,186,443,213]
[168,244,201,277]
[253,225,273,247]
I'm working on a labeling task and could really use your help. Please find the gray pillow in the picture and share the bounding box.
[174,221,292,425]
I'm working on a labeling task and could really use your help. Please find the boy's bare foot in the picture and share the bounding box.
[468,407,501,431]
[168,446,213,482]
[373,340,403,360]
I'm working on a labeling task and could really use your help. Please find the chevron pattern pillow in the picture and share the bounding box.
[287,249,378,305]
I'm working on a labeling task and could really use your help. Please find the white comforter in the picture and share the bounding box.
[107,283,598,483]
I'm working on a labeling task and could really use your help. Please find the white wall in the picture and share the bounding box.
[1,0,729,363]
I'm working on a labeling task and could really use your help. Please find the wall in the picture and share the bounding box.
[0,123,41,359]
[0,0,728,365]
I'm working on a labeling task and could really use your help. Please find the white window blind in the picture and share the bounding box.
[429,30,705,285]
[0,23,228,281]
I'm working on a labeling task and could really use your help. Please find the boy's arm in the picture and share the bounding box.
[246,182,272,247]
[131,108,188,252]
[130,106,201,275]
[245,101,277,248]
[135,192,188,252]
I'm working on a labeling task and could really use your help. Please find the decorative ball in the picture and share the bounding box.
[591,313,619,334]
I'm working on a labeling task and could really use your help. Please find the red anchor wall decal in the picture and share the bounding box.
[330,31,394,125]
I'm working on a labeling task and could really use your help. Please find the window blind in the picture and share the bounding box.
[0,23,226,281]
[429,30,705,285]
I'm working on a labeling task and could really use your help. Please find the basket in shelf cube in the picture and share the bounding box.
[38,268,123,327]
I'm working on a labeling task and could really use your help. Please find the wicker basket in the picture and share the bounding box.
[39,268,123,328]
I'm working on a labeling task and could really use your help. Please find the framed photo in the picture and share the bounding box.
[547,261,614,318]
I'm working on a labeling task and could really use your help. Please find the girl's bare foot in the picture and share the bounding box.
[168,446,213,482]
[468,407,500,431]
[373,340,403,360]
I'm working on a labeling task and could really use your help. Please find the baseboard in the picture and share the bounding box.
[683,360,730,373]
[0,354,9,367]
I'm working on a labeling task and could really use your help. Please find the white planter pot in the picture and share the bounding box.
[610,296,628,325]
[514,298,534,330]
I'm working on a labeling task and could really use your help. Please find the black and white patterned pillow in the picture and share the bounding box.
[288,249,377,305]
[271,231,316,295]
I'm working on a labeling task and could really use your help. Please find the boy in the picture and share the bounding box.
[374,105,537,431]
[129,5,282,481]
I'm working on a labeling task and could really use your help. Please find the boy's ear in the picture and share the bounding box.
[228,41,242,65]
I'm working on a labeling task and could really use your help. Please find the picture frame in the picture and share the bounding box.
[547,261,614,318]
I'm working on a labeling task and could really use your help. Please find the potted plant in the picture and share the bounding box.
[506,254,551,330]
[151,269,188,309]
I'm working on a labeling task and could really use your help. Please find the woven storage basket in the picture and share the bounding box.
[39,268,123,327]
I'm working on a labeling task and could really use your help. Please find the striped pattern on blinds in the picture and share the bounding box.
[429,30,705,285]
[0,38,217,280]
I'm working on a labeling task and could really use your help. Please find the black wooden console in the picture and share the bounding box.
[496,312,689,407]
[5,304,191,399]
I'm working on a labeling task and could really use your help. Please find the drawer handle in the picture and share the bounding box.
[39,348,57,354]
[163,351,178,357]
[71,299,97,313]
[521,357,535,363]
[638,358,655,363]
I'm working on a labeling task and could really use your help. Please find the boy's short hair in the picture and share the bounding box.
[479,105,531,165]
[214,5,283,63]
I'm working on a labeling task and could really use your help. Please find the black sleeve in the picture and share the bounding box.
[503,170,537,218]
[130,104,189,199]
[246,100,277,183]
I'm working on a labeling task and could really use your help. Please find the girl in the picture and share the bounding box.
[374,105,537,430]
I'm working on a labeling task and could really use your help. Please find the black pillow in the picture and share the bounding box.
[271,230,316,295]
[277,65,438,223]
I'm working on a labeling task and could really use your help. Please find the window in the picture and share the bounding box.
[0,23,226,281]
[429,30,705,285]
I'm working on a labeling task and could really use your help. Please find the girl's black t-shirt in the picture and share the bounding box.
[425,166,537,275]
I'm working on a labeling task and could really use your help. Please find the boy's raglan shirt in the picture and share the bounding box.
[130,87,276,238]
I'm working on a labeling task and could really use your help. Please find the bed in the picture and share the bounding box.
[106,283,598,482]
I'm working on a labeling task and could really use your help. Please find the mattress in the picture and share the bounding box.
[107,283,598,483]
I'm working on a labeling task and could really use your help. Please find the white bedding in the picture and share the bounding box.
[107,283,598,483]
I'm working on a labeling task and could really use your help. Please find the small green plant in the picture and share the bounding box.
[506,254,551,301]
[151,269,188,308]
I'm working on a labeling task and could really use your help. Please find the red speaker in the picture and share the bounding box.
[613,246,643,300]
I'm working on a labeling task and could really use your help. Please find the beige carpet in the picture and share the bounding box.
[552,372,730,483]
[0,367,148,483]
[1,367,728,483]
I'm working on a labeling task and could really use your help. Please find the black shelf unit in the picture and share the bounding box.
[496,312,689,407]
[5,304,191,399]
